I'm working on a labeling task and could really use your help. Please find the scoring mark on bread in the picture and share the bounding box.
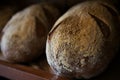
[35,17,46,37]
[100,3,118,16]
[88,13,110,38]
[48,21,63,40]
[100,3,120,31]
[42,6,54,25]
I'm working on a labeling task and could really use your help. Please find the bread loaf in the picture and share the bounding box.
[46,1,120,79]
[0,6,19,37]
[1,3,60,63]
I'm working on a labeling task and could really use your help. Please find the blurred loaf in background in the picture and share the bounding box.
[0,2,61,63]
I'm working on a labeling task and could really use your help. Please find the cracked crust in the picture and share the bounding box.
[1,3,60,63]
[46,1,119,79]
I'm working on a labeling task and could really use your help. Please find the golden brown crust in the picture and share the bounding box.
[46,1,119,79]
[1,3,60,63]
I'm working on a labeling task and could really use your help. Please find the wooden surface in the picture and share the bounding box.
[0,52,120,80]
[0,59,70,80]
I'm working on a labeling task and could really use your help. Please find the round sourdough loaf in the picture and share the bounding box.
[1,3,60,63]
[46,1,120,79]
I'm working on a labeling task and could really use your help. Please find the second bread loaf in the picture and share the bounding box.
[1,2,60,63]
[46,1,120,79]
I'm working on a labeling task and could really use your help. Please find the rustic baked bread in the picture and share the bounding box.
[46,1,120,79]
[1,3,60,63]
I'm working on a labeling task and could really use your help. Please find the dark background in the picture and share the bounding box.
[0,0,120,80]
